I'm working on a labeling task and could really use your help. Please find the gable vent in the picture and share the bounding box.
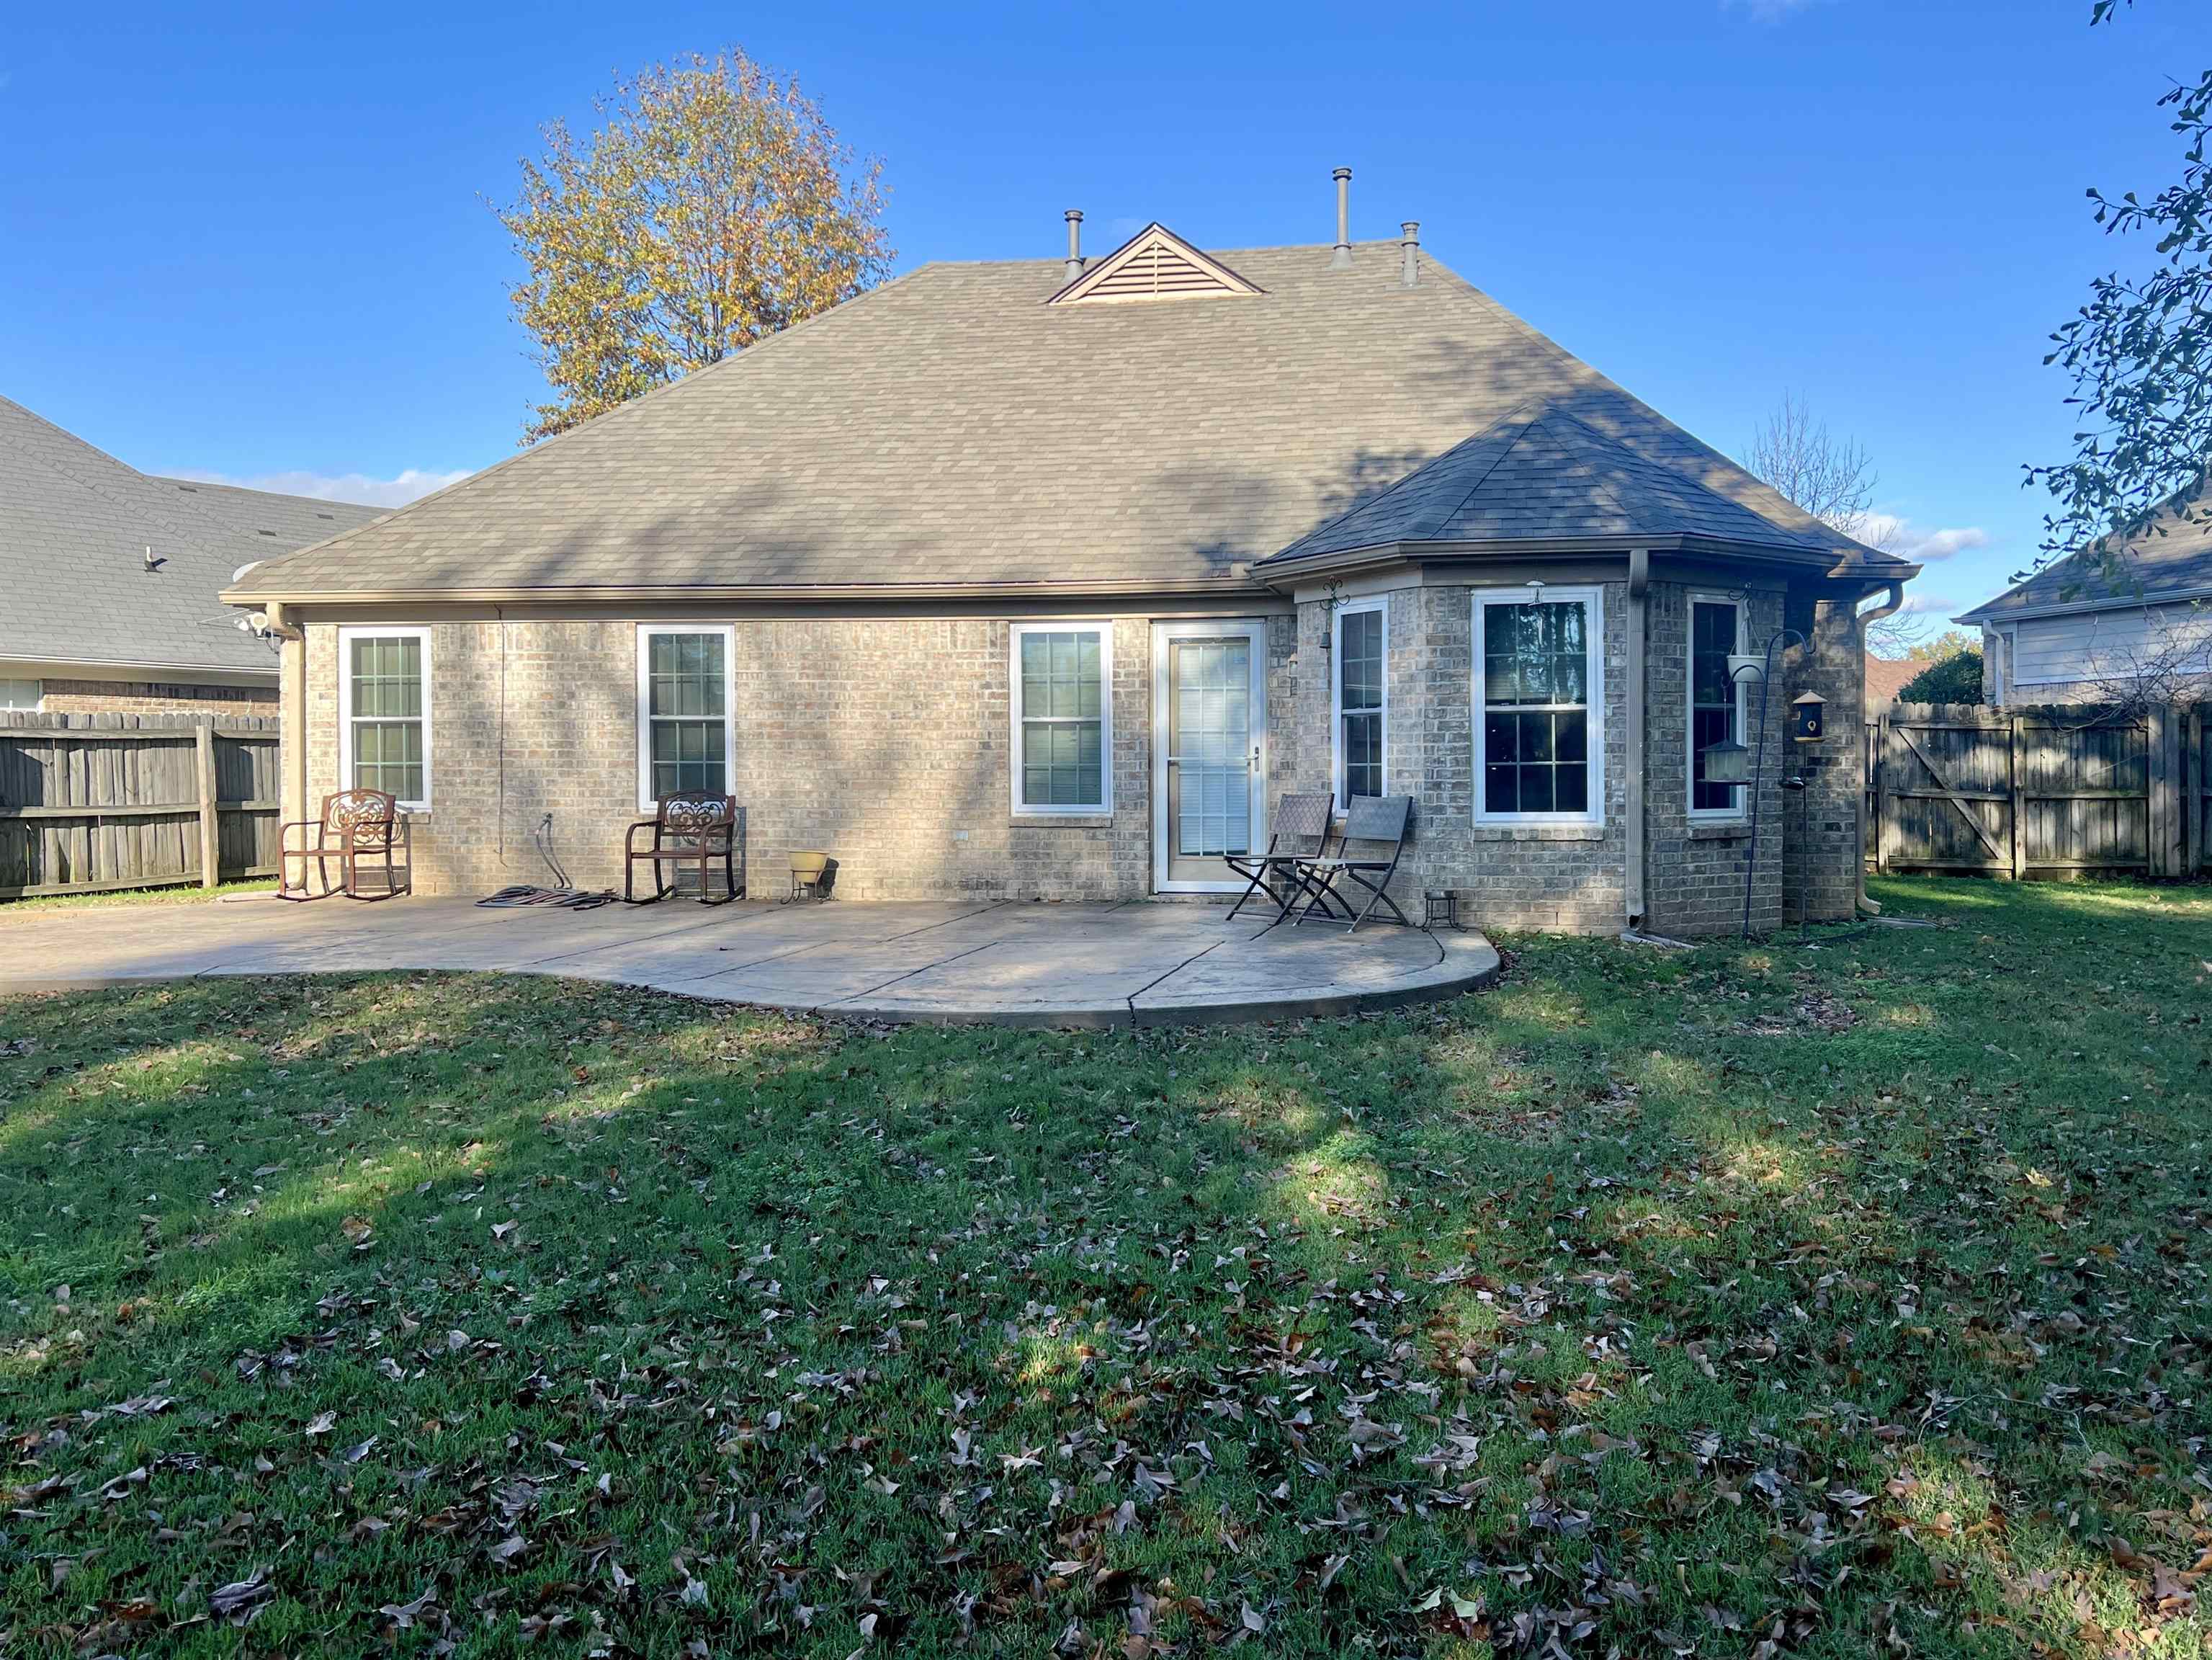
[1048,223,1262,306]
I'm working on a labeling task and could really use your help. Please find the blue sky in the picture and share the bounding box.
[1,0,2200,628]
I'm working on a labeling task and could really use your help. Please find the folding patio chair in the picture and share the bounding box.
[1291,795,1413,934]
[1222,792,1335,923]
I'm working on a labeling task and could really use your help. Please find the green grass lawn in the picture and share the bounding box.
[1,878,2206,1658]
[1,878,278,914]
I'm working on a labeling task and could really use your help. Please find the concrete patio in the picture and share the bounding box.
[0,893,1499,1027]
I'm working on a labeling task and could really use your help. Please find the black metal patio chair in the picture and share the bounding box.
[1222,791,1335,924]
[1291,795,1413,934]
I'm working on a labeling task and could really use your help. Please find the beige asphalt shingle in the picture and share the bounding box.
[226,239,1907,603]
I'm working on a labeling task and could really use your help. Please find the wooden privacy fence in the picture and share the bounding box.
[0,715,282,899]
[1866,701,2207,880]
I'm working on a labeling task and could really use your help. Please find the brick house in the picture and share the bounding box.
[1,394,380,715]
[223,207,1916,934]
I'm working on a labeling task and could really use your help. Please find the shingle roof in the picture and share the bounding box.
[1957,495,2212,622]
[1260,406,1858,566]
[225,238,1913,604]
[0,394,382,676]
[1863,654,1920,704]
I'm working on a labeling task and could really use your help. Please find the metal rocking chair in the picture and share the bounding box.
[278,787,412,902]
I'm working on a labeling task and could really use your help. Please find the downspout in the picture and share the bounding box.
[1854,580,1904,916]
[1625,548,1649,929]
[259,602,308,839]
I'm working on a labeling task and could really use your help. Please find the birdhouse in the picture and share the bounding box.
[1791,690,1827,744]
[1701,737,1752,785]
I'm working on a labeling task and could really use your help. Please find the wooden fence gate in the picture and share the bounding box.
[0,715,282,899]
[1866,702,2205,880]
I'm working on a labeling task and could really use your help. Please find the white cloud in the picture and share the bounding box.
[167,466,473,509]
[1894,591,1956,617]
[1858,513,1988,564]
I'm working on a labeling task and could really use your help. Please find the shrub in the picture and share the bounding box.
[1898,648,1983,704]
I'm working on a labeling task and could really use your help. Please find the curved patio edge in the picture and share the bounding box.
[0,896,1503,1031]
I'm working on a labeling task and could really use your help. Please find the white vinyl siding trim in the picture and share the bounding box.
[1472,586,1605,827]
[1009,622,1114,815]
[336,626,432,811]
[1687,594,1747,820]
[635,625,736,811]
[1331,597,1387,806]
[2010,603,2212,687]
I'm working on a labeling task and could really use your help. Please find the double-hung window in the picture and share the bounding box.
[1474,587,1603,824]
[637,625,734,808]
[338,627,431,809]
[1689,596,1747,816]
[1333,599,1387,802]
[1010,624,1112,813]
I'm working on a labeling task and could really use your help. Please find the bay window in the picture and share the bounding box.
[1689,597,1747,816]
[1332,598,1387,803]
[1474,588,1603,825]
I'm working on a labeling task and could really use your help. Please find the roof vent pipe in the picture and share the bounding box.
[1063,210,1084,282]
[1330,167,1353,269]
[1400,220,1420,289]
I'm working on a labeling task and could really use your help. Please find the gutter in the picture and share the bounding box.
[218,576,1272,608]
[1254,533,1919,588]
[1953,582,2212,627]
[0,651,278,684]
[1854,581,1906,917]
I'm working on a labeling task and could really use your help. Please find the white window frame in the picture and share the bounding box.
[1686,592,1749,821]
[1472,585,1606,827]
[0,677,42,712]
[1008,621,1115,816]
[336,625,433,811]
[635,623,737,812]
[1330,595,1388,806]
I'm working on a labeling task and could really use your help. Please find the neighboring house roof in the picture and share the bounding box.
[225,232,1916,605]
[1958,494,2212,623]
[1863,653,1919,704]
[0,394,381,678]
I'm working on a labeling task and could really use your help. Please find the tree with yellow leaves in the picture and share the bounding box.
[498,50,892,442]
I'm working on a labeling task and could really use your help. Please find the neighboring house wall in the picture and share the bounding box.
[1986,600,2212,704]
[33,678,278,718]
[290,581,1861,933]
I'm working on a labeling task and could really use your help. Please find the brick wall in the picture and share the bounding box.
[303,616,1299,901]
[1781,592,1866,925]
[295,592,1861,932]
[36,678,278,718]
[1283,582,1630,934]
[1642,581,1787,937]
